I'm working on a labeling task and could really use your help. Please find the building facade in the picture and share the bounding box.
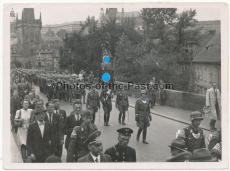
[15,8,42,58]
[193,33,221,95]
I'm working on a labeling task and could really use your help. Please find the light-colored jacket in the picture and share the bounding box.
[206,87,221,120]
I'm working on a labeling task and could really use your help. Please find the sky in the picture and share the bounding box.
[6,4,220,26]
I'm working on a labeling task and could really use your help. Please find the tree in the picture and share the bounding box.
[56,29,67,39]
[174,9,198,45]
[140,8,177,39]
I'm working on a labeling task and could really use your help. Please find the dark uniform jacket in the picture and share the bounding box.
[135,98,151,128]
[177,125,206,153]
[116,91,129,107]
[63,112,83,150]
[105,143,136,162]
[100,89,113,106]
[86,91,100,108]
[66,123,98,162]
[27,121,56,160]
[78,153,112,162]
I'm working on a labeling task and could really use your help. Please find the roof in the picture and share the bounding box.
[193,33,221,63]
[22,8,35,22]
[44,21,84,27]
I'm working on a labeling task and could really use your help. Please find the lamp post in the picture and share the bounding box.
[187,40,196,92]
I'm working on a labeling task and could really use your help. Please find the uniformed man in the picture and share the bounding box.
[66,110,98,162]
[166,138,192,162]
[104,128,136,162]
[78,131,112,162]
[149,77,157,107]
[116,86,129,125]
[72,81,83,103]
[100,83,113,126]
[86,84,100,124]
[207,129,221,160]
[17,77,29,99]
[88,71,94,85]
[46,79,54,102]
[176,111,206,153]
[135,90,152,144]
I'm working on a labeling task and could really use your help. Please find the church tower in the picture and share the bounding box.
[16,8,42,59]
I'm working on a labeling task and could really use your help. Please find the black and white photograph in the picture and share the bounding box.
[2,2,229,170]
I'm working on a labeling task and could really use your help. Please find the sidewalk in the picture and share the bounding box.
[110,92,221,132]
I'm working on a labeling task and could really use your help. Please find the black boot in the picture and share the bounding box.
[118,113,122,124]
[122,113,126,125]
[142,129,149,144]
[136,128,142,141]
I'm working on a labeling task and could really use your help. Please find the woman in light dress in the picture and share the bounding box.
[15,99,33,162]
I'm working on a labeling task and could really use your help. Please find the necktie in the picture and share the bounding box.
[39,121,44,126]
[95,158,98,163]
[56,110,58,114]
[77,115,80,121]
[49,113,52,123]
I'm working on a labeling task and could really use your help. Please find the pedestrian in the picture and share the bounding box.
[29,99,45,123]
[176,111,206,153]
[159,79,166,106]
[45,102,63,157]
[27,108,56,163]
[190,148,218,162]
[66,110,98,162]
[17,77,28,99]
[205,82,221,131]
[10,90,22,133]
[104,128,136,162]
[207,129,221,160]
[166,138,192,162]
[116,86,129,125]
[149,77,157,107]
[63,101,84,152]
[135,90,152,144]
[78,130,112,162]
[86,84,100,124]
[88,71,94,85]
[53,99,67,158]
[46,79,54,102]
[100,83,113,126]
[14,99,33,162]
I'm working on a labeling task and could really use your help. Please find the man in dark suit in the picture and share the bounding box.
[45,102,63,157]
[29,99,45,123]
[53,99,67,158]
[10,91,22,133]
[63,100,83,152]
[27,108,55,163]
[105,128,136,162]
[78,131,112,162]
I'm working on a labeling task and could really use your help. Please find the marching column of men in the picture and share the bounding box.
[10,68,221,163]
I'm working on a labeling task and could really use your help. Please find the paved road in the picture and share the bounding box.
[11,85,210,162]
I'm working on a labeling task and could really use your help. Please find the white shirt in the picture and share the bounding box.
[37,121,45,138]
[90,153,100,163]
[75,114,81,121]
[54,109,59,115]
[46,112,53,123]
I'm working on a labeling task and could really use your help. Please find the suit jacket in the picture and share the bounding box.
[27,121,55,159]
[100,89,113,106]
[54,109,67,140]
[78,153,112,162]
[105,143,136,162]
[10,96,22,115]
[63,112,83,149]
[206,87,221,120]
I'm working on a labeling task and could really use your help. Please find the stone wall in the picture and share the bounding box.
[113,81,206,112]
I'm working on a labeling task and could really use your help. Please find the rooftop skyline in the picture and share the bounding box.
[8,4,220,26]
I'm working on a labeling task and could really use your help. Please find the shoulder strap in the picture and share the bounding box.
[113,146,119,156]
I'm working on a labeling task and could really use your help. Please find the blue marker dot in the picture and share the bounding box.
[102,73,110,82]
[104,56,109,63]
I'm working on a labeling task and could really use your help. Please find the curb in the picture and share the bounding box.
[111,100,212,132]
